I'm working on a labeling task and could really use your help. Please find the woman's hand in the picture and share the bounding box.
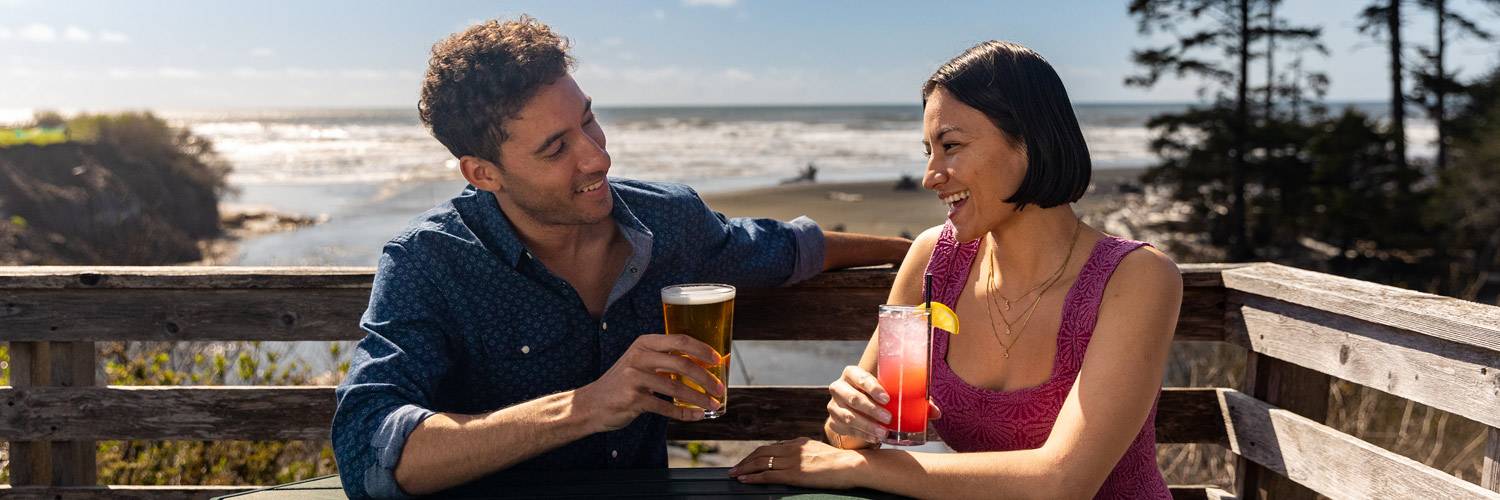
[728,438,867,489]
[825,365,941,448]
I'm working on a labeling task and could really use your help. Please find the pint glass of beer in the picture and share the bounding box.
[660,283,735,419]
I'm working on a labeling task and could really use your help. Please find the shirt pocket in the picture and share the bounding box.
[481,316,574,360]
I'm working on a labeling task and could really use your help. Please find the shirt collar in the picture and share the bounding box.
[453,181,654,269]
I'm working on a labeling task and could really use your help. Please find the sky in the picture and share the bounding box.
[1,0,1498,110]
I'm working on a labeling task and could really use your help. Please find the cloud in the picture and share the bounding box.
[17,23,56,42]
[683,0,738,7]
[602,37,624,47]
[157,67,203,79]
[651,9,666,20]
[721,68,754,82]
[63,25,92,42]
[3,24,127,43]
[4,65,40,78]
[249,47,275,57]
[230,67,266,78]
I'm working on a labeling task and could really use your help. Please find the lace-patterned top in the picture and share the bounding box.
[923,222,1170,499]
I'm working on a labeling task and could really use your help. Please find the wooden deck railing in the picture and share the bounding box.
[0,263,1496,499]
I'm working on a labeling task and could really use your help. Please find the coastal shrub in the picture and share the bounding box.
[0,111,231,264]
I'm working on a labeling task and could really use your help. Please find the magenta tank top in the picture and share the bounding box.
[924,222,1170,499]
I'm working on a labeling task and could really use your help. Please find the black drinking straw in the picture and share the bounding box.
[923,273,932,324]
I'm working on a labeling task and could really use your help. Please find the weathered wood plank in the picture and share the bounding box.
[1218,389,1500,499]
[1168,486,1238,500]
[1155,388,1232,444]
[735,287,888,341]
[1485,426,1500,492]
[0,386,337,441]
[1223,263,1500,353]
[0,289,372,342]
[0,484,1238,500]
[1177,285,1226,342]
[1,274,1227,343]
[0,265,1230,290]
[6,341,47,486]
[1227,293,1500,429]
[1235,353,1328,500]
[0,266,375,289]
[0,485,258,500]
[0,386,1225,444]
[48,341,97,487]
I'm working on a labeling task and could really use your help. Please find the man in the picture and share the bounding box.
[331,16,911,498]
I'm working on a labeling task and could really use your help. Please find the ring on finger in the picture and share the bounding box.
[767,456,776,471]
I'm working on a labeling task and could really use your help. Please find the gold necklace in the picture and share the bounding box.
[980,220,1083,357]
[986,245,1063,332]
[984,219,1080,331]
[986,243,1063,312]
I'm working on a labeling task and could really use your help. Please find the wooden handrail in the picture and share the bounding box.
[0,386,1227,445]
[0,265,1234,343]
[4,263,1500,497]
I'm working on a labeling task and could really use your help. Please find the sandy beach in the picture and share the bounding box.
[702,168,1144,238]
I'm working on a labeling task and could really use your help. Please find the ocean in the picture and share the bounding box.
[156,102,1431,267]
[168,103,1187,190]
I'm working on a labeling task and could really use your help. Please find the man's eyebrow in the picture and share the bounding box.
[532,99,595,157]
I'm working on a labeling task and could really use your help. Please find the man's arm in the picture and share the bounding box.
[392,334,727,495]
[390,392,590,495]
[333,244,727,498]
[821,231,912,271]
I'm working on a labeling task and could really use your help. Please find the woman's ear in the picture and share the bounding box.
[459,156,505,193]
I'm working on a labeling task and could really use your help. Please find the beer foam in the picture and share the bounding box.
[661,284,736,305]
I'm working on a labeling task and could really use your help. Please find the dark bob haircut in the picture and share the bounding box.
[922,41,1090,210]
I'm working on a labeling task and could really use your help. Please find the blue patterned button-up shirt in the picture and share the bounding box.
[332,179,824,498]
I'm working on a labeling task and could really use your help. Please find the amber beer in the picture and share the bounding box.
[660,283,735,418]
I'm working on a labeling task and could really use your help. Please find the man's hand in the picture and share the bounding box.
[574,334,727,432]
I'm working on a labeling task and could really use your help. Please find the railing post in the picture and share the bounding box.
[51,341,98,486]
[7,341,51,485]
[1235,351,1331,500]
[1484,426,1499,492]
[4,341,97,486]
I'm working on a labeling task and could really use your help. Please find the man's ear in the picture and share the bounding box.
[459,155,505,193]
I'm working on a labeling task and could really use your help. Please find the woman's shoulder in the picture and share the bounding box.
[886,224,949,303]
[913,224,947,253]
[1113,240,1180,289]
[1100,238,1183,311]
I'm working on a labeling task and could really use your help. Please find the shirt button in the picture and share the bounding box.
[628,267,638,274]
[601,322,608,331]
[520,345,530,354]
[611,450,619,459]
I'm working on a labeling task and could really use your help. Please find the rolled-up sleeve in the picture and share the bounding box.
[685,188,825,287]
[333,243,451,499]
[784,215,826,285]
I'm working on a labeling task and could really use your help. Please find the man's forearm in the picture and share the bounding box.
[822,231,912,270]
[393,390,595,495]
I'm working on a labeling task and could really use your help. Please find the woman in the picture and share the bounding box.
[729,41,1182,499]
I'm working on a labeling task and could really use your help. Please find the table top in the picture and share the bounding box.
[213,467,907,499]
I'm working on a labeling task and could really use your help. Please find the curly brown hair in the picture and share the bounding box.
[418,15,574,163]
